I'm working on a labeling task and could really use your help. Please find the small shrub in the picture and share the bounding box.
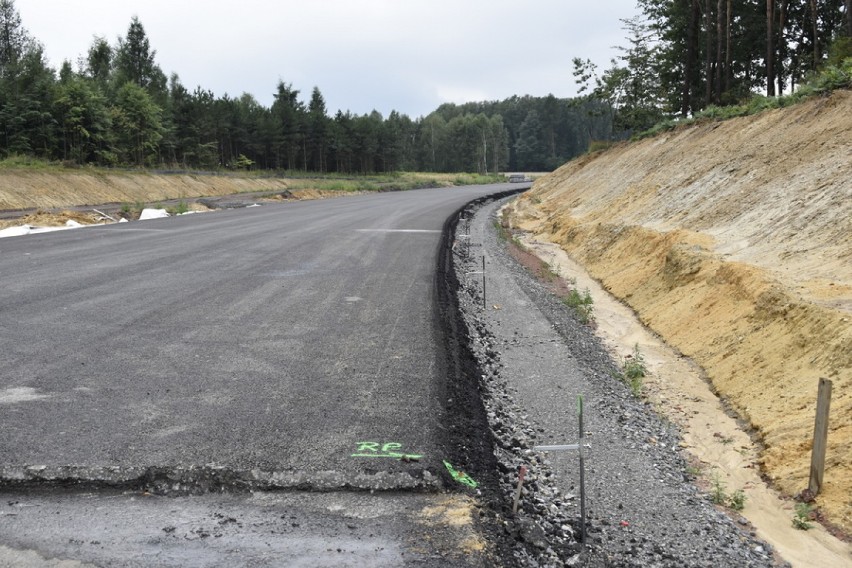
[167,200,189,215]
[622,344,647,381]
[710,473,728,505]
[685,464,702,478]
[729,489,746,511]
[618,344,647,396]
[539,261,558,281]
[563,288,594,324]
[793,503,814,530]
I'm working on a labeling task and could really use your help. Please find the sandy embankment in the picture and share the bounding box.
[0,172,360,230]
[506,90,852,535]
[0,172,299,211]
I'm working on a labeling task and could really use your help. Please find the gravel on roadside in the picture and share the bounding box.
[451,196,784,568]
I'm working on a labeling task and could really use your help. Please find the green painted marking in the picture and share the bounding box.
[443,460,478,488]
[351,442,422,460]
[351,453,424,459]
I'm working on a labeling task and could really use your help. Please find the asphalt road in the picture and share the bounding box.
[0,184,523,490]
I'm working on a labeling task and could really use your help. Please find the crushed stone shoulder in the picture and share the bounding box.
[454,197,783,567]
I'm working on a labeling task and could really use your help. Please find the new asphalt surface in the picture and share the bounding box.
[0,185,523,490]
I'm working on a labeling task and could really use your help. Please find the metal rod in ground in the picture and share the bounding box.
[578,395,587,547]
[482,256,486,309]
[513,465,528,515]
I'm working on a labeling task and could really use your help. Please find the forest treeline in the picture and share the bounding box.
[0,0,609,175]
[0,0,849,176]
[574,0,852,134]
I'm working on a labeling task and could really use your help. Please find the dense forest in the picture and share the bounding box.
[0,0,848,175]
[574,0,851,133]
[0,0,610,174]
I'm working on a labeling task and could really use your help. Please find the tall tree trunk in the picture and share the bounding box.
[811,0,819,70]
[705,0,713,105]
[726,0,732,94]
[767,0,776,96]
[846,0,852,36]
[715,0,724,103]
[778,0,788,94]
[682,0,701,116]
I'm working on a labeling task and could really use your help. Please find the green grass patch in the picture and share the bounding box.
[167,200,190,215]
[0,155,58,171]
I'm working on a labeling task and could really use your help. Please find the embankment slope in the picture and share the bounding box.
[0,171,295,211]
[508,90,852,533]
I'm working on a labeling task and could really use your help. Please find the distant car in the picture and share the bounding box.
[508,174,526,183]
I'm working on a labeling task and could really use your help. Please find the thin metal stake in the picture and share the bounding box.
[578,395,587,547]
[513,465,527,515]
[482,256,486,310]
[533,395,590,550]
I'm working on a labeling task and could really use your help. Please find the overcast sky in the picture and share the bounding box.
[16,0,640,118]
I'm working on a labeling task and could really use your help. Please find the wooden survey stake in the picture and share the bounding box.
[808,378,833,496]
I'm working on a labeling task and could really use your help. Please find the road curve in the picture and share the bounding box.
[0,184,525,490]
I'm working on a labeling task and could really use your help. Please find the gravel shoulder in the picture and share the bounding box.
[454,197,780,567]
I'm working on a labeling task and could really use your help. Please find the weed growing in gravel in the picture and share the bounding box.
[622,344,647,380]
[793,503,814,530]
[620,344,647,396]
[729,489,746,511]
[493,220,508,241]
[539,261,559,282]
[710,473,728,505]
[685,464,702,479]
[167,200,189,215]
[493,218,527,250]
[563,288,594,324]
[709,473,747,511]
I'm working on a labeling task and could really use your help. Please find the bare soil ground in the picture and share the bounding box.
[506,90,852,539]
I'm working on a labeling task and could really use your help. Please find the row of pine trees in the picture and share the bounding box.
[1,1,848,174]
[0,1,610,174]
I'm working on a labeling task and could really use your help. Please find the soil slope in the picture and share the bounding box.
[507,90,852,533]
[0,171,302,211]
